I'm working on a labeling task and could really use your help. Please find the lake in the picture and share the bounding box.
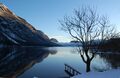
[0,46,119,78]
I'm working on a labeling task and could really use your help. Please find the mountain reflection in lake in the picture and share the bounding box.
[0,47,119,78]
[0,46,57,78]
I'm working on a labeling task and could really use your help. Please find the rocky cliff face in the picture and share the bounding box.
[0,3,53,46]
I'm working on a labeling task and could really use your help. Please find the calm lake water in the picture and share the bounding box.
[0,46,119,78]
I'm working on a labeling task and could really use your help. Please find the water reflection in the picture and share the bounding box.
[0,46,57,78]
[99,53,120,69]
[0,47,119,78]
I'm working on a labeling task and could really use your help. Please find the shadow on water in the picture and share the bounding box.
[0,46,57,78]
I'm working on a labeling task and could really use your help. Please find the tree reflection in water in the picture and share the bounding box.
[99,53,120,69]
[0,46,57,78]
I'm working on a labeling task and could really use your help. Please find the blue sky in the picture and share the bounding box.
[1,0,120,42]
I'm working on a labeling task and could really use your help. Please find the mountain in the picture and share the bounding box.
[0,3,55,46]
[50,38,58,42]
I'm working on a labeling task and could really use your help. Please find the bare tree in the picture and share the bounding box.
[99,16,119,40]
[59,7,116,72]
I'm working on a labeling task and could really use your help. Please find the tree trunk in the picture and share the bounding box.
[86,60,91,72]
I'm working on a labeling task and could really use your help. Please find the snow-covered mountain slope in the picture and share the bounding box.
[0,3,53,46]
